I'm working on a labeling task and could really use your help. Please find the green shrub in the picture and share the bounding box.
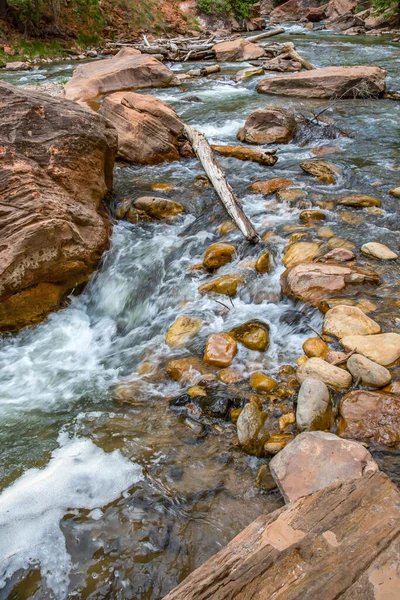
[198,0,258,20]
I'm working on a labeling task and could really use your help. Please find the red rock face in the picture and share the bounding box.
[0,83,118,331]
[99,91,184,165]
[63,48,179,107]
[338,390,400,447]
[257,66,387,99]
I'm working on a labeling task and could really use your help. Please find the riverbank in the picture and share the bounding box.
[0,23,399,599]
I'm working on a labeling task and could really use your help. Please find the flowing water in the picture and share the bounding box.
[1,27,400,599]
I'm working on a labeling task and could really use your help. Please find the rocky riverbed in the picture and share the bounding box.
[0,23,399,600]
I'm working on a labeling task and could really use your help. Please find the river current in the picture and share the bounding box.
[0,26,399,599]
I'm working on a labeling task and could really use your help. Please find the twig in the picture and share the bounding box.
[307,324,325,341]
[332,348,356,366]
[215,299,231,311]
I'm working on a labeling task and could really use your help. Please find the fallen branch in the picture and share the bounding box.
[184,124,259,243]
[285,47,315,71]
[247,28,285,43]
[332,349,356,366]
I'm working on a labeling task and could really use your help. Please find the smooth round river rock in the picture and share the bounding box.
[297,357,352,390]
[346,354,391,388]
[340,333,400,366]
[296,378,331,431]
[323,305,381,338]
[361,242,398,261]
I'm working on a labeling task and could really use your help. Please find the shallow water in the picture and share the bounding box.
[0,27,400,599]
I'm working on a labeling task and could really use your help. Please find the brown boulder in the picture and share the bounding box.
[326,0,357,19]
[270,0,308,22]
[270,431,377,502]
[248,178,293,195]
[203,333,237,368]
[257,66,386,99]
[250,372,278,393]
[338,390,400,447]
[64,48,178,107]
[198,274,243,297]
[203,243,236,270]
[212,38,265,62]
[229,320,270,351]
[133,196,184,220]
[281,262,379,307]
[323,304,381,338]
[99,92,185,165]
[237,107,296,145]
[166,356,207,383]
[0,83,117,332]
[338,194,381,208]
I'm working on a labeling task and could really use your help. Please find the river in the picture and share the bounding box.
[0,26,399,599]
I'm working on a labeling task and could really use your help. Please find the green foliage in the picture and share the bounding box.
[370,0,399,18]
[198,0,258,20]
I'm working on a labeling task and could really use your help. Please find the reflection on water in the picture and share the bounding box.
[0,27,399,599]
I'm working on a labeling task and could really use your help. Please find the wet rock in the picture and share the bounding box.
[255,464,277,491]
[279,412,296,432]
[255,250,272,274]
[211,144,278,166]
[187,385,207,398]
[250,373,278,393]
[203,333,237,368]
[276,188,305,203]
[0,83,118,332]
[213,38,265,62]
[99,92,184,165]
[264,434,293,455]
[256,66,386,99]
[338,390,400,446]
[361,242,398,261]
[237,107,296,145]
[269,431,378,503]
[323,305,381,338]
[229,320,270,352]
[347,354,392,388]
[341,333,400,366]
[389,187,400,197]
[319,247,355,262]
[166,357,207,382]
[218,368,244,384]
[296,378,332,431]
[64,48,178,106]
[281,262,379,307]
[165,316,203,347]
[300,160,340,184]
[203,243,236,270]
[133,196,184,220]
[300,210,327,222]
[234,66,264,82]
[198,274,243,297]
[198,391,233,419]
[263,56,302,73]
[327,237,355,251]
[248,178,293,195]
[303,337,329,359]
[283,241,321,268]
[217,221,236,236]
[338,194,381,208]
[297,357,352,390]
[237,401,268,456]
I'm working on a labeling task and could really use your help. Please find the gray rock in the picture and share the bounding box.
[296,378,331,431]
[297,357,352,390]
[346,354,392,388]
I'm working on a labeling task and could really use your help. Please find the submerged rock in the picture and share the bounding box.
[250,373,278,393]
[300,160,340,184]
[203,243,236,270]
[296,378,332,431]
[165,316,203,348]
[281,262,379,307]
[283,241,321,268]
[255,250,272,274]
[166,357,207,383]
[64,47,178,107]
[203,333,237,368]
[338,194,381,208]
[237,402,268,456]
[237,107,296,145]
[361,242,398,261]
[338,390,400,446]
[340,333,400,366]
[297,357,352,390]
[229,320,270,352]
[269,431,377,503]
[318,247,355,262]
[323,305,381,338]
[0,82,117,332]
[255,464,277,491]
[346,354,391,388]
[198,274,243,297]
[257,66,386,99]
[248,178,293,195]
[133,196,184,220]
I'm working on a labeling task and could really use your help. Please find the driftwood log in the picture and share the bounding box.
[247,28,285,42]
[184,125,259,243]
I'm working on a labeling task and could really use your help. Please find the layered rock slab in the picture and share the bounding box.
[0,83,118,331]
[164,470,400,600]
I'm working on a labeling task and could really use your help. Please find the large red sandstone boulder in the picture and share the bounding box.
[165,470,400,600]
[0,83,117,331]
[63,47,179,108]
[281,262,379,307]
[326,0,357,19]
[257,66,386,99]
[212,38,265,62]
[99,91,185,165]
[338,390,400,447]
[270,0,309,22]
[237,106,296,144]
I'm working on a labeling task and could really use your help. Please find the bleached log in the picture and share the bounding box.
[286,47,315,70]
[184,125,259,243]
[247,28,285,43]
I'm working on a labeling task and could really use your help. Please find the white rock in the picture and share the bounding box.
[341,333,400,366]
[323,305,381,338]
[361,242,398,261]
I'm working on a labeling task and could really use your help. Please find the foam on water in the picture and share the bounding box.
[0,432,142,598]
